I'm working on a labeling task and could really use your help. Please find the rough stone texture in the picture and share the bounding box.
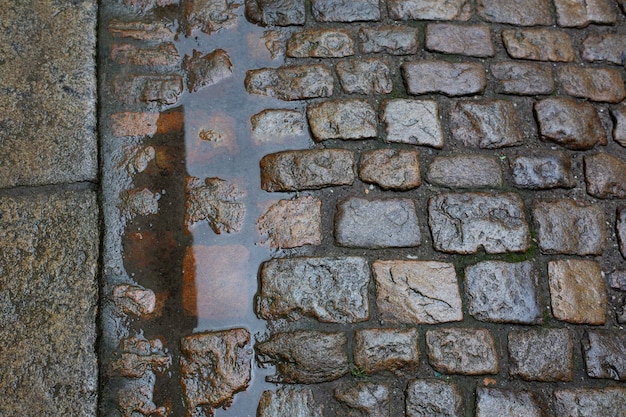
[258,388,324,417]
[508,328,574,382]
[256,331,349,383]
[358,149,422,191]
[426,328,499,375]
[109,111,181,138]
[548,259,607,325]
[0,1,97,188]
[555,387,626,417]
[427,155,502,188]
[260,149,355,191]
[311,0,380,22]
[117,375,167,417]
[307,100,377,141]
[584,153,626,199]
[583,331,626,380]
[373,260,463,324]
[258,257,370,323]
[428,193,530,254]
[184,176,246,233]
[245,65,334,100]
[110,336,171,378]
[358,26,419,55]
[613,105,626,147]
[476,388,545,417]
[511,153,575,190]
[286,29,354,58]
[382,99,444,149]
[388,0,471,21]
[120,187,160,218]
[554,0,617,27]
[257,197,322,249]
[502,29,575,62]
[534,98,607,150]
[610,270,626,290]
[0,190,98,416]
[558,66,626,103]
[402,61,486,96]
[180,329,251,416]
[182,0,240,35]
[450,100,524,149]
[477,0,553,25]
[426,24,494,57]
[405,380,463,417]
[533,199,606,255]
[354,328,420,374]
[112,74,183,106]
[113,284,157,317]
[183,49,233,93]
[251,109,305,144]
[490,62,554,95]
[108,19,175,41]
[583,34,626,64]
[335,382,389,417]
[335,198,421,248]
[465,261,541,324]
[245,0,306,26]
[336,59,392,95]
[619,208,626,258]
[111,43,180,66]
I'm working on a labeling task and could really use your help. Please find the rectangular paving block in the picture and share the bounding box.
[426,328,499,375]
[508,328,574,382]
[406,380,463,417]
[502,29,575,62]
[388,0,471,21]
[555,387,626,416]
[354,328,420,374]
[583,331,626,380]
[245,65,334,100]
[311,0,380,22]
[307,99,377,141]
[402,60,486,96]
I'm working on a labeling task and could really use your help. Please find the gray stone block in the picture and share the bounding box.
[508,328,573,382]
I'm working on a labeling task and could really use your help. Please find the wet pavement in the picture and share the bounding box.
[2,0,626,416]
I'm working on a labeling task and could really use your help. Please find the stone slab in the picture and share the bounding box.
[477,0,553,25]
[382,99,444,149]
[245,65,334,100]
[508,328,574,382]
[334,382,389,417]
[426,24,494,57]
[427,155,502,188]
[311,0,380,22]
[307,99,377,141]
[358,149,422,191]
[358,26,419,55]
[258,387,323,417]
[257,197,322,249]
[511,153,575,190]
[490,62,554,95]
[558,66,626,103]
[245,0,306,26]
[554,0,617,27]
[388,0,471,21]
[613,105,626,147]
[336,59,392,95]
[619,208,626,259]
[583,34,626,65]
[286,29,354,58]
[402,61,486,96]
[476,389,545,417]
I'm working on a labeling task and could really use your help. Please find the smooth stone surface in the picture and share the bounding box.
[382,99,444,149]
[426,24,494,57]
[508,328,574,382]
[511,153,575,189]
[405,380,463,417]
[250,109,305,144]
[558,66,626,103]
[358,149,422,191]
[426,329,499,375]
[427,155,502,188]
[354,328,420,374]
[554,0,617,27]
[583,331,626,380]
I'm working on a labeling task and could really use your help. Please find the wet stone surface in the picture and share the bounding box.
[286,29,354,58]
[182,0,240,36]
[311,0,380,22]
[244,0,306,26]
[354,328,420,374]
[245,65,334,100]
[257,196,322,249]
[402,61,486,96]
[508,328,574,382]
[184,176,246,234]
[387,0,471,21]
[334,382,389,417]
[511,153,575,189]
[427,155,502,188]
[113,284,157,317]
[502,29,575,62]
[554,0,617,27]
[476,388,545,417]
[182,49,233,93]
[584,153,626,198]
[583,331,626,380]
[111,43,180,67]
[250,109,305,144]
[382,99,444,148]
[558,66,626,103]
[583,33,626,64]
[405,380,463,417]
[358,149,422,191]
[110,336,171,378]
[426,24,494,57]
[426,328,499,375]
[113,74,183,106]
[619,208,626,258]
[613,105,626,147]
[490,62,554,95]
[336,59,392,95]
[257,387,323,417]
[555,387,626,416]
[477,0,553,25]
[358,26,419,55]
[307,99,377,141]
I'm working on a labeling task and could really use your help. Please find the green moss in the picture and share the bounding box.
[350,365,368,378]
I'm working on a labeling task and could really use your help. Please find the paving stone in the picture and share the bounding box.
[382,99,444,148]
[511,153,575,190]
[245,65,334,100]
[336,59,392,95]
[183,49,233,93]
[182,0,240,35]
[373,260,463,324]
[354,328,420,374]
[426,24,494,57]
[257,256,370,323]
[109,111,184,138]
[335,198,421,248]
[113,284,157,317]
[0,1,97,188]
[358,26,419,55]
[476,388,545,417]
[450,100,524,149]
[122,0,178,10]
[405,380,463,417]
[508,328,574,382]
[610,270,626,290]
[388,0,471,21]
[477,0,553,25]
[554,0,617,27]
[465,261,541,324]
[110,43,180,66]
[490,62,554,95]
[558,66,626,103]
[112,74,183,106]
[502,29,575,62]
[533,200,606,255]
[619,208,626,258]
[108,19,175,41]
[426,328,499,375]
[120,188,160,218]
[245,0,305,26]
[427,155,502,188]
[335,382,389,417]
[583,331,626,380]
[260,149,354,191]
[250,109,305,144]
[584,153,626,199]
[110,335,171,378]
[555,387,626,416]
[583,34,626,65]
[429,193,530,254]
[0,190,98,416]
[612,105,626,147]
[286,29,354,58]
[258,387,323,417]
[184,176,245,233]
[311,0,380,22]
[307,99,377,141]
[402,61,486,96]
[358,149,422,191]
[117,375,167,417]
[548,259,607,325]
[180,329,251,416]
[257,197,322,249]
[534,98,607,150]
[256,331,349,383]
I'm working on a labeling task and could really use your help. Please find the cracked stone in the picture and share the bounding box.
[508,328,573,382]
[358,149,421,191]
[619,208,626,258]
[336,59,392,95]
[184,176,245,233]
[110,43,180,66]
[108,19,174,41]
[311,0,380,22]
[307,99,377,141]
[511,153,575,189]
[354,328,420,374]
[583,33,626,64]
[612,105,626,147]
[258,387,323,417]
[335,198,421,248]
[244,0,305,26]
[502,29,575,62]
[257,196,322,249]
[426,328,499,375]
[358,26,419,55]
[110,335,171,378]
[554,0,617,27]
[558,66,626,103]
[584,153,626,198]
[245,65,334,100]
[382,99,444,149]
[428,193,530,254]
[183,49,232,93]
[476,388,545,417]
[402,60,485,96]
[427,155,502,188]
[286,29,354,58]
[426,24,494,57]
[113,285,157,317]
[113,74,183,106]
[373,260,463,325]
[250,109,305,144]
[406,380,463,417]
[477,0,553,25]
[257,256,370,323]
[490,62,554,95]
[388,0,471,21]
[555,387,626,416]
[583,331,626,380]
[183,0,240,36]
[335,382,389,417]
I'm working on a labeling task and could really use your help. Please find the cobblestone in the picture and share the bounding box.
[427,155,502,188]
[336,59,392,95]
[258,387,323,417]
[619,208,626,258]
[426,24,494,58]
[612,105,626,147]
[511,153,575,190]
[307,99,377,141]
[184,176,245,233]
[502,29,575,62]
[555,387,626,416]
[334,382,389,417]
[286,29,354,58]
[388,0,471,21]
[311,0,380,22]
[508,328,574,382]
[554,0,617,27]
[110,43,180,66]
[358,149,422,191]
[244,0,305,26]
[402,61,486,96]
[113,284,157,317]
[183,49,232,92]
[490,62,554,95]
[610,270,626,290]
[382,99,444,148]
[477,0,553,26]
[257,196,321,248]
[182,0,240,35]
[584,153,626,199]
[426,328,499,375]
[108,19,174,41]
[583,34,626,65]
[558,66,626,103]
[405,380,463,417]
[354,328,420,374]
[583,331,626,380]
[112,74,183,106]
[358,26,419,55]
[476,388,544,417]
[250,109,305,144]
[110,336,171,378]
[245,65,334,100]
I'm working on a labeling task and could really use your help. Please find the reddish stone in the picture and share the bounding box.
[112,74,183,106]
[286,29,354,58]
[358,149,422,191]
[110,43,180,66]
[257,196,322,249]
[558,66,626,103]
[612,105,626,147]
[182,0,240,36]
[183,49,233,92]
[554,0,617,27]
[358,26,419,55]
[508,329,574,382]
[108,19,174,41]
[477,0,553,25]
[426,328,499,375]
[583,34,626,65]
[584,153,626,199]
[426,24,494,57]
[502,29,575,62]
